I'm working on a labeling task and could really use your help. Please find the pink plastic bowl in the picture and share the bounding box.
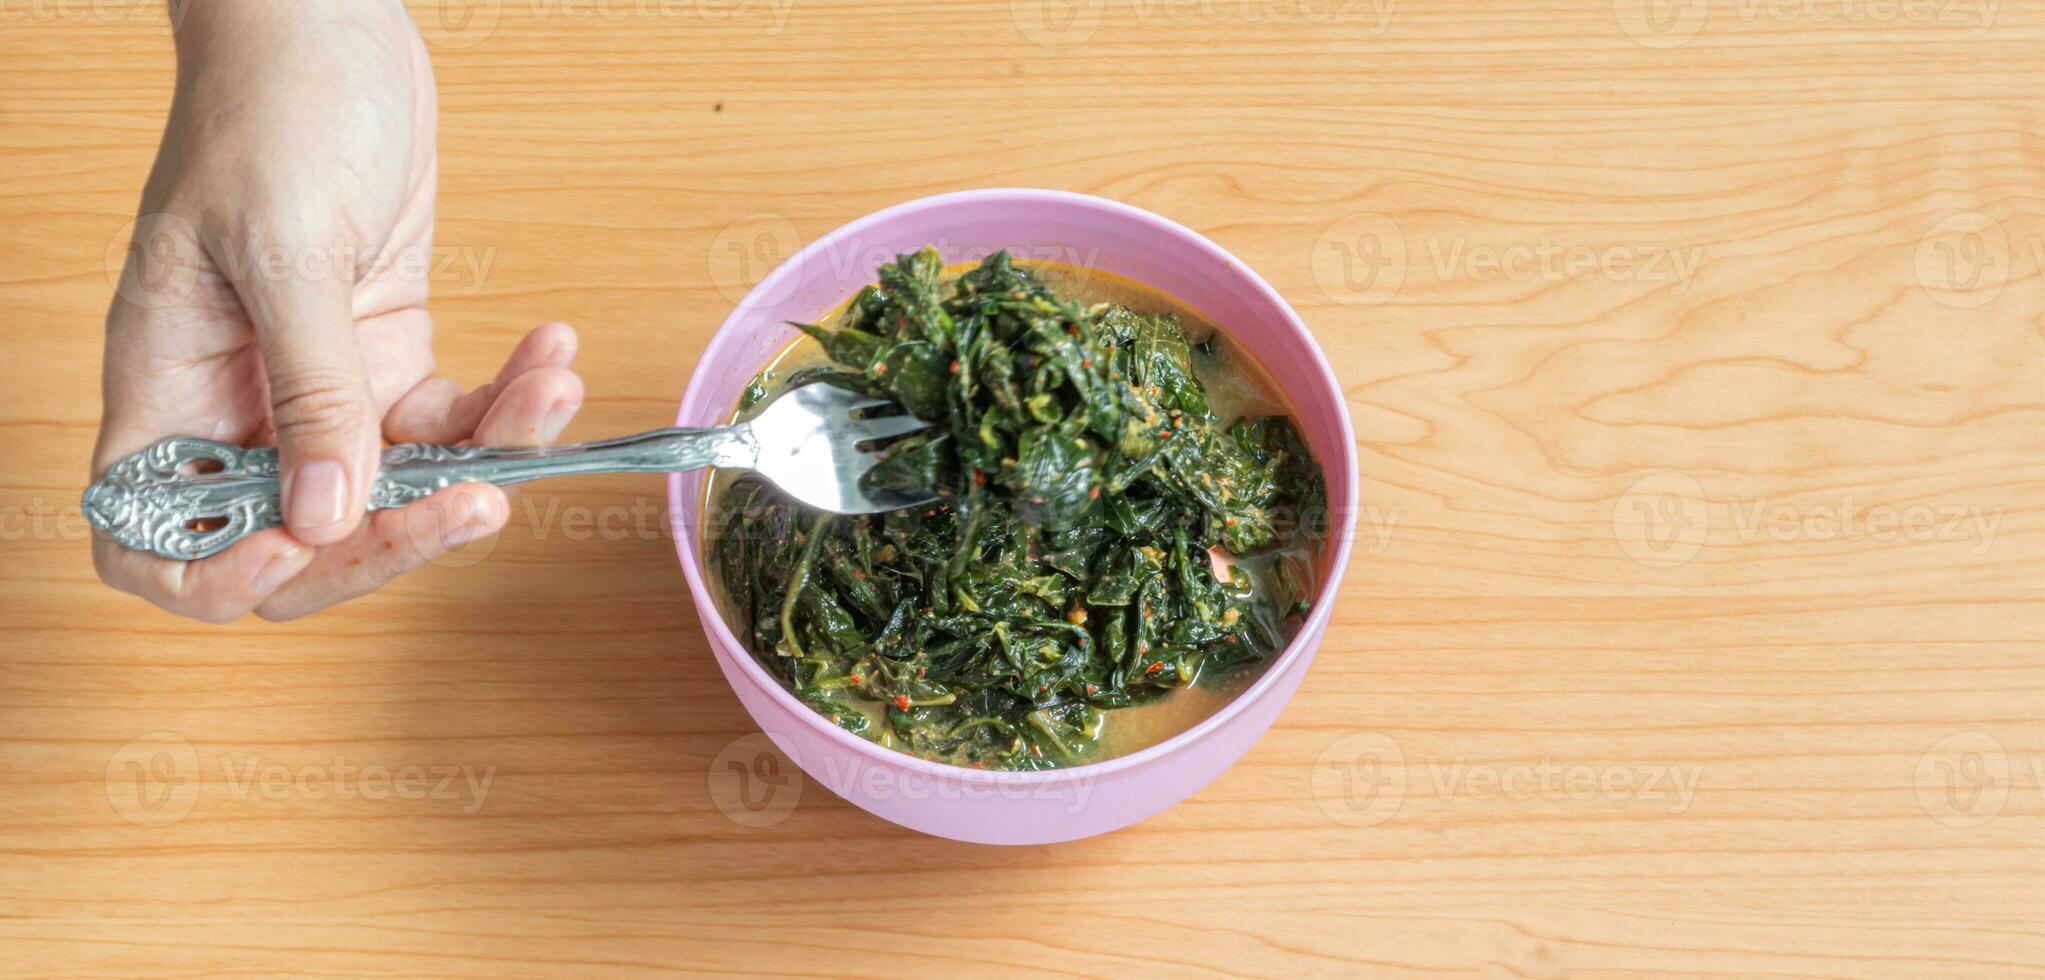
[670,189,1357,844]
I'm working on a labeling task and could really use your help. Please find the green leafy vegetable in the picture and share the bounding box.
[713,248,1325,770]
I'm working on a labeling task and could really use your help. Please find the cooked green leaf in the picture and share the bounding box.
[713,249,1325,770]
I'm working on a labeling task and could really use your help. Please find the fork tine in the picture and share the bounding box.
[793,384,891,414]
[850,487,942,513]
[849,414,933,441]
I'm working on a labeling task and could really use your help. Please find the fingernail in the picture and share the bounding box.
[540,401,580,443]
[252,548,304,597]
[286,459,349,529]
[443,520,492,549]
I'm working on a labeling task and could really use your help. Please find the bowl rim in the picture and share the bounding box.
[670,187,1359,785]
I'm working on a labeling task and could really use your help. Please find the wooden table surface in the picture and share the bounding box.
[5,2,2044,975]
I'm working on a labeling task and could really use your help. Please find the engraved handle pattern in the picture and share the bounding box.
[83,427,757,560]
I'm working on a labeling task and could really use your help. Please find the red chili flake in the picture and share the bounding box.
[972,760,986,769]
[1086,684,1099,695]
[853,570,867,580]
[949,359,961,374]
[873,362,888,375]
[917,666,927,678]
[1159,429,1172,440]
[971,469,987,487]
[1031,745,1043,758]
[1080,358,1092,368]
[1145,662,1165,675]
[1088,486,1100,499]
[850,672,864,684]
[1225,516,1237,526]
[894,695,911,711]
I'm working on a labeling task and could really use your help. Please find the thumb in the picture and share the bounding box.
[244,267,380,546]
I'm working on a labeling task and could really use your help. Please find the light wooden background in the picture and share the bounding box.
[4,1,2044,975]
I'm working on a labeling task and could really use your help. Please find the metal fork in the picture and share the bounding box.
[83,383,937,561]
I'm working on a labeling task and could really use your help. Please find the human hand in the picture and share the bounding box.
[93,0,584,622]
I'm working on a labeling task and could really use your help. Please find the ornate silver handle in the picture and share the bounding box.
[83,428,759,561]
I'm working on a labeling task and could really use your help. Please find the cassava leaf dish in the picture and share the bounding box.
[711,248,1326,770]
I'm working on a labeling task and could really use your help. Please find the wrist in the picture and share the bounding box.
[173,0,416,66]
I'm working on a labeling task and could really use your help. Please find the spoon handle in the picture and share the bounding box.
[83,429,759,561]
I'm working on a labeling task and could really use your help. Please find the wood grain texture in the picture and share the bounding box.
[4,1,2045,975]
